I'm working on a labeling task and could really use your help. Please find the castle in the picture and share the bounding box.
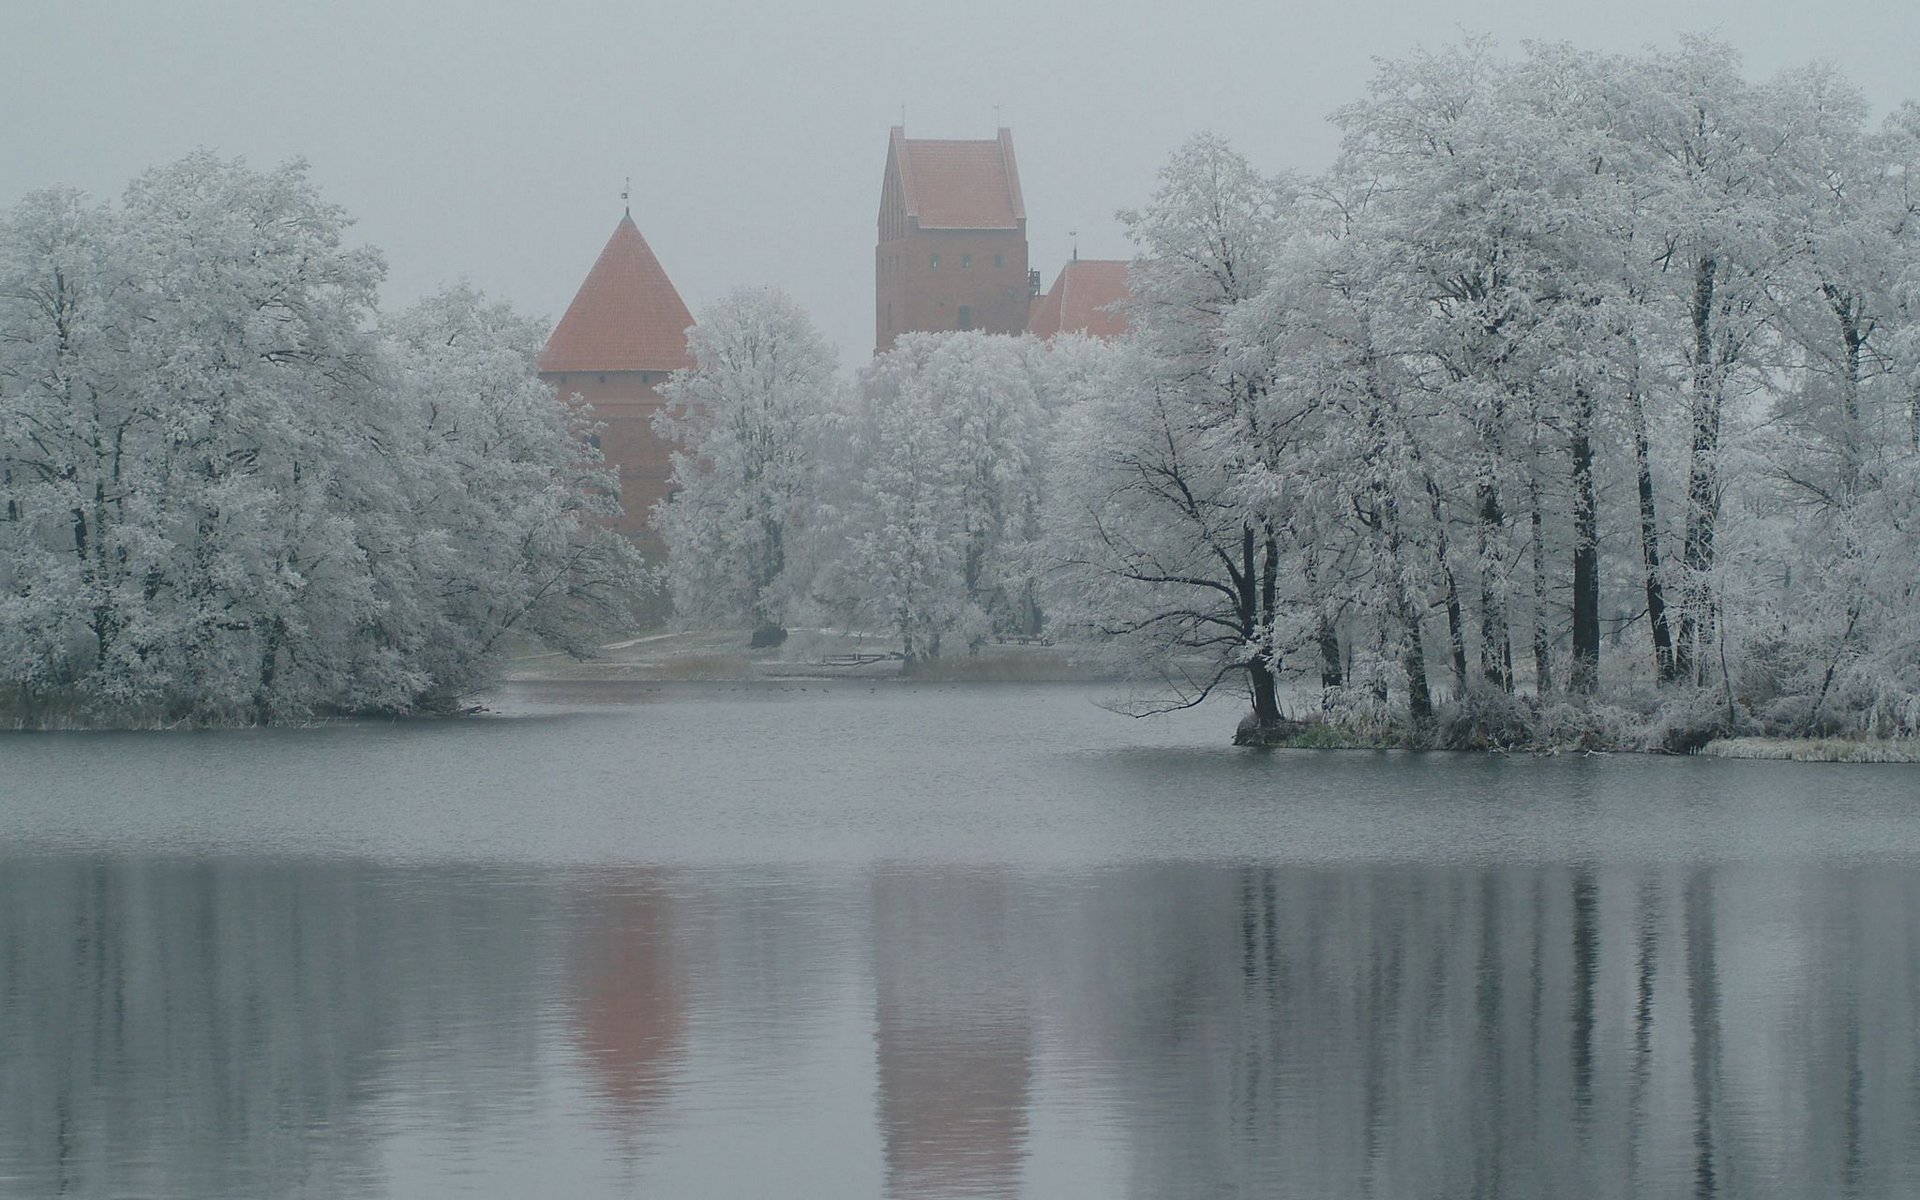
[540,127,1127,541]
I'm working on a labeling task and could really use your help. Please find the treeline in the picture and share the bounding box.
[0,154,644,726]
[661,39,1920,747]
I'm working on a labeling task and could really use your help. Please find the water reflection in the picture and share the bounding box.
[872,870,1035,1197]
[570,880,685,1121]
[1,856,1917,1197]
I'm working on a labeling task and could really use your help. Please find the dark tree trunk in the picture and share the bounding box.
[1248,660,1283,728]
[1677,255,1722,684]
[1381,489,1434,727]
[254,618,283,726]
[1235,523,1286,736]
[1569,385,1601,694]
[1404,616,1434,729]
[1630,383,1677,683]
[1527,471,1551,696]
[1424,478,1468,694]
[1318,617,1343,705]
[1478,479,1512,692]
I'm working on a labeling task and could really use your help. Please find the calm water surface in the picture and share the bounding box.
[2,682,1918,1198]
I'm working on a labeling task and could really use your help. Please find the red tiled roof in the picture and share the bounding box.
[1028,259,1129,339]
[539,214,695,374]
[891,128,1025,231]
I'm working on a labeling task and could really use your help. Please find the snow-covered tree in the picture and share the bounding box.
[1048,41,1920,744]
[0,154,646,725]
[379,286,648,692]
[830,331,1050,661]
[651,287,837,642]
[1046,135,1312,739]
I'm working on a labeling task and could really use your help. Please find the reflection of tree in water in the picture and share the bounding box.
[870,869,1036,1199]
[569,878,687,1122]
[1037,862,1920,1199]
[0,858,554,1199]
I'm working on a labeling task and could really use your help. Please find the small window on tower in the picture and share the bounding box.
[961,253,972,269]
[930,253,940,269]
[958,305,973,331]
[994,253,1005,269]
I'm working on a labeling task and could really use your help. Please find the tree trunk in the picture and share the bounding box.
[1677,255,1722,684]
[1528,471,1551,696]
[1234,523,1285,737]
[1404,614,1434,729]
[1630,383,1677,683]
[1825,284,1864,502]
[1318,616,1343,706]
[1423,477,1468,694]
[1386,504,1433,728]
[1569,384,1601,694]
[254,618,283,726]
[1477,480,1512,692]
[1248,660,1283,727]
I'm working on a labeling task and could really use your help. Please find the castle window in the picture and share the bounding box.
[961,253,972,269]
[994,253,1004,269]
[587,433,602,450]
[958,305,973,331]
[930,253,940,269]
[597,374,607,384]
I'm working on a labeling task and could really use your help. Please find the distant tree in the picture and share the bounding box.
[652,287,837,643]
[830,331,1049,661]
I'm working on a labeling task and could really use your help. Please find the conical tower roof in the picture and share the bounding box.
[539,213,695,374]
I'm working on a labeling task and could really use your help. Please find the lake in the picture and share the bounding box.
[2,681,1918,1198]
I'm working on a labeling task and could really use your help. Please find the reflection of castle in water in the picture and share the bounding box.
[870,870,1036,1198]
[570,881,686,1119]
[4,856,1918,1197]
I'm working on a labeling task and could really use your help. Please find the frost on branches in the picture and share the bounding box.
[0,154,646,726]
[1045,40,1920,746]
[824,331,1054,662]
[651,287,837,644]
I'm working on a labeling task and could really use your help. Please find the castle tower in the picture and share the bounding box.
[875,127,1029,352]
[539,211,695,545]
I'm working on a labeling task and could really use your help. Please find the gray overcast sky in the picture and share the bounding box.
[7,0,1919,369]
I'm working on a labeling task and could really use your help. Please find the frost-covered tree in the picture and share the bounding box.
[379,286,647,691]
[0,154,645,725]
[651,287,837,642]
[1048,42,1920,745]
[1046,135,1311,739]
[830,331,1050,661]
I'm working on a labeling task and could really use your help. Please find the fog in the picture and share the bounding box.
[6,0,1919,367]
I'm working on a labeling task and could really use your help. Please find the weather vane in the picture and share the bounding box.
[1070,229,1078,261]
[621,176,631,217]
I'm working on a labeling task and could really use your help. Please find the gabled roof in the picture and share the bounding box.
[1028,259,1130,340]
[885,127,1026,231]
[539,213,695,374]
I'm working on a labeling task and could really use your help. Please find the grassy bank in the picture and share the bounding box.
[505,627,1110,684]
[1701,737,1919,763]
